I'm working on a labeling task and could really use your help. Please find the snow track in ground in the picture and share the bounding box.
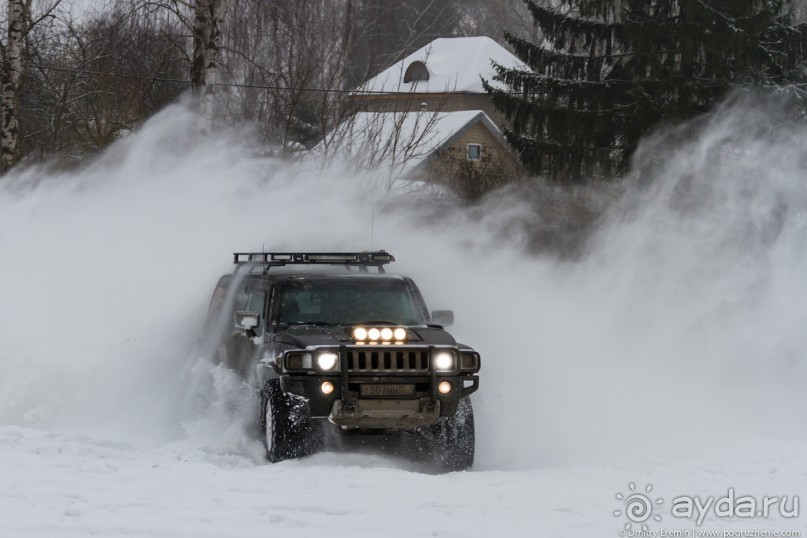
[2,426,805,537]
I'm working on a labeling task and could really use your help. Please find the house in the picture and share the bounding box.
[350,36,529,128]
[317,36,529,198]
[317,109,522,200]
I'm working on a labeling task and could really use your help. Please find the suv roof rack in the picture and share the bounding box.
[233,251,395,274]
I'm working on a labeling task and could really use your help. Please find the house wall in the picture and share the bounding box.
[351,93,508,129]
[445,122,505,156]
[413,121,523,201]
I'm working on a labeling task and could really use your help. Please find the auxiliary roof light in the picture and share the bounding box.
[353,325,409,343]
[353,327,368,341]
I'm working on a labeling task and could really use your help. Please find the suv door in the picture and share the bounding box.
[226,282,269,379]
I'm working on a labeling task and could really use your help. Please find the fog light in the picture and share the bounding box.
[368,328,381,341]
[438,381,451,394]
[380,327,393,341]
[393,327,407,341]
[321,381,335,395]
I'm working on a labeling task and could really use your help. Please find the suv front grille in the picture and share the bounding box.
[346,347,430,373]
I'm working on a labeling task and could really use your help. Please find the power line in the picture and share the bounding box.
[20,62,615,96]
[24,62,807,98]
[26,63,192,86]
[23,62,453,95]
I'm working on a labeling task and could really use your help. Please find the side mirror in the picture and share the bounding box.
[234,311,260,336]
[431,309,454,327]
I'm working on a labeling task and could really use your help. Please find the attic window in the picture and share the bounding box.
[404,61,429,83]
[467,144,482,160]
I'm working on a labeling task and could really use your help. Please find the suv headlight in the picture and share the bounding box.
[315,351,340,372]
[432,350,456,372]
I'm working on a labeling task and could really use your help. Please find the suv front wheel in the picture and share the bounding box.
[261,379,321,462]
[428,397,475,472]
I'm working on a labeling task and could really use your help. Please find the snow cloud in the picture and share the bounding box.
[0,92,805,470]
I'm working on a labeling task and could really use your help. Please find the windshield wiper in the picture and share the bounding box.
[356,320,400,325]
[282,321,336,326]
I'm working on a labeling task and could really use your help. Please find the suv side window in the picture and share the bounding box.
[244,290,266,332]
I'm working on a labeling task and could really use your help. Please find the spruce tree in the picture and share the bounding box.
[486,0,807,181]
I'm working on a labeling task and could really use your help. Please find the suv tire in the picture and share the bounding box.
[431,397,475,472]
[261,379,320,462]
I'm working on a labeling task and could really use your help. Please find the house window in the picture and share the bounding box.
[467,144,482,160]
[404,61,429,83]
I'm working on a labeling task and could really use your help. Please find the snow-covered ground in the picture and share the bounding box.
[1,426,804,537]
[1,98,806,537]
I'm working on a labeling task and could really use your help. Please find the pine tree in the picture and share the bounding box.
[486,0,807,181]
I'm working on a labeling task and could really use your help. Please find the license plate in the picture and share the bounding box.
[360,384,415,397]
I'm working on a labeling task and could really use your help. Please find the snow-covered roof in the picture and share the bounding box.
[313,110,507,178]
[356,36,529,94]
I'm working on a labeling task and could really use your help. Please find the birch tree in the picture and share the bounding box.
[1,0,63,172]
[190,0,231,118]
[1,0,26,171]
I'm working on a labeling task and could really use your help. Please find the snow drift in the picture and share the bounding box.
[0,93,805,471]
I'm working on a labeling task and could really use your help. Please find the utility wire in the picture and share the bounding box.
[23,62,436,95]
[24,62,807,97]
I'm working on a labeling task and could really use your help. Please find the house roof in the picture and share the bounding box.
[355,36,529,95]
[313,110,511,178]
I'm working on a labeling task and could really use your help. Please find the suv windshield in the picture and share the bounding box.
[277,279,425,326]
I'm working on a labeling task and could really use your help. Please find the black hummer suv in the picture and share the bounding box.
[202,251,481,471]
